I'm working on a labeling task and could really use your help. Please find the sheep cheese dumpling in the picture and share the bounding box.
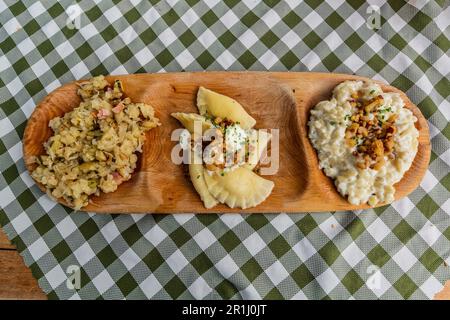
[197,86,256,129]
[172,87,273,209]
[308,80,419,206]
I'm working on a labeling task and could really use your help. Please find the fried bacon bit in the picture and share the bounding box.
[112,102,125,113]
[345,91,397,170]
[97,108,111,119]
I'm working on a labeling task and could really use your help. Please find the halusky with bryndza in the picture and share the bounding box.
[31,75,160,210]
[308,80,418,206]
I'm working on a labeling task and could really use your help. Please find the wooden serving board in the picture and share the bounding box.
[23,72,430,213]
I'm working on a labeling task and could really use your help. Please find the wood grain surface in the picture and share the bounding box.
[0,229,46,299]
[23,72,430,213]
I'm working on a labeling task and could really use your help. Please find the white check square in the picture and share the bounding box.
[74,242,96,265]
[193,227,216,250]
[119,248,141,270]
[243,232,266,255]
[189,277,212,299]
[367,217,390,242]
[316,269,339,294]
[144,224,168,246]
[265,260,289,285]
[215,255,239,278]
[392,246,417,272]
[166,249,189,274]
[140,274,162,299]
[11,212,33,234]
[92,270,115,294]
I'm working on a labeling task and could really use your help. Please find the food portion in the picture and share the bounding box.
[172,87,274,209]
[308,80,419,206]
[31,76,160,209]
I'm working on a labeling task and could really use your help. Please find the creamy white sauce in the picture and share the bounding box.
[225,124,247,153]
[308,80,419,206]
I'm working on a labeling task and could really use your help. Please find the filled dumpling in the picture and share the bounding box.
[172,87,274,209]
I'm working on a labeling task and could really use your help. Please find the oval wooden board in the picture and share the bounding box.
[23,72,430,213]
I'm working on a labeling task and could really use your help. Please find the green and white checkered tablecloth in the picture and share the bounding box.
[1,0,449,300]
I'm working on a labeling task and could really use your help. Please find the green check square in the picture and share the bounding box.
[280,51,300,69]
[191,252,214,275]
[197,50,215,68]
[291,264,314,288]
[179,29,197,47]
[216,279,239,299]
[261,30,278,48]
[318,241,340,266]
[414,55,432,73]
[434,34,450,52]
[441,173,450,192]
[346,217,365,240]
[241,11,259,28]
[241,257,264,282]
[410,11,432,32]
[2,165,19,185]
[164,276,187,299]
[34,214,54,236]
[443,227,450,241]
[282,11,301,28]
[142,248,165,272]
[219,30,237,48]
[391,74,415,92]
[25,79,45,96]
[79,218,100,241]
[345,32,365,51]
[201,10,219,27]
[367,54,387,73]
[341,269,364,295]
[51,240,72,263]
[98,245,119,268]
[419,248,443,273]
[268,235,290,259]
[417,97,437,119]
[322,52,341,72]
[435,77,450,98]
[442,123,450,141]
[219,230,240,252]
[156,48,175,67]
[23,20,40,37]
[9,1,26,15]
[325,11,345,29]
[170,227,191,247]
[17,189,37,211]
[264,287,284,299]
[163,9,180,26]
[368,244,390,267]
[124,8,141,25]
[296,215,318,236]
[117,272,139,296]
[246,215,269,231]
[303,31,321,49]
[122,224,143,246]
[417,195,439,219]
[238,51,257,68]
[393,220,415,244]
[389,34,408,51]
[394,274,418,299]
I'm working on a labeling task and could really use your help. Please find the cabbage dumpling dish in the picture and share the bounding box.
[172,87,274,209]
[31,76,160,209]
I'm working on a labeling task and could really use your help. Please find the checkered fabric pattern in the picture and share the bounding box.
[0,0,449,300]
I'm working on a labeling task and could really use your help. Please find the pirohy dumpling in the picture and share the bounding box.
[244,129,271,170]
[171,112,214,133]
[197,87,256,129]
[203,167,274,209]
[189,147,219,209]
